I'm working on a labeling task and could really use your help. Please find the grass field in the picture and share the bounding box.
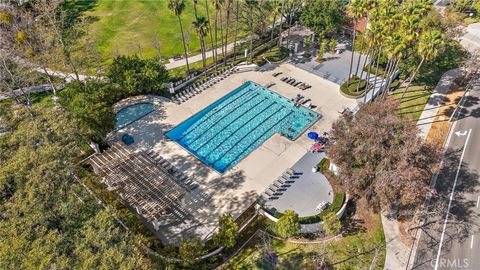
[74,0,248,61]
[392,84,433,123]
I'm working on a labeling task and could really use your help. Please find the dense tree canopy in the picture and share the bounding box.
[300,0,345,35]
[0,103,153,269]
[108,55,169,96]
[327,100,441,211]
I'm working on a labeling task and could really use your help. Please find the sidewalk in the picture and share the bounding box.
[165,37,250,70]
[416,68,463,139]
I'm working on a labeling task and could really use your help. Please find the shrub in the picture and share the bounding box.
[317,158,330,173]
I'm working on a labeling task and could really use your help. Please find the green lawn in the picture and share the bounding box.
[392,84,433,123]
[73,0,249,60]
[225,215,385,269]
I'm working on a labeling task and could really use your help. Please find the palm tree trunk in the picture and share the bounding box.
[382,58,399,100]
[270,9,277,43]
[202,37,207,71]
[177,15,190,74]
[355,46,371,93]
[219,9,225,60]
[233,0,240,61]
[193,1,198,19]
[353,34,365,79]
[214,8,219,66]
[372,47,382,101]
[206,1,216,70]
[224,0,231,66]
[286,9,293,49]
[400,57,425,99]
[347,20,357,87]
[363,47,378,103]
[278,0,286,47]
[249,5,254,61]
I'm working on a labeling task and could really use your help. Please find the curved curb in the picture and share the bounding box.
[259,193,350,234]
[112,95,170,113]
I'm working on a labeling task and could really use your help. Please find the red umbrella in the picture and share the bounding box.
[311,143,324,151]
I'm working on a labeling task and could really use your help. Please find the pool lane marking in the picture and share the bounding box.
[189,96,270,152]
[200,101,280,158]
[434,128,472,270]
[187,94,265,145]
[178,89,256,139]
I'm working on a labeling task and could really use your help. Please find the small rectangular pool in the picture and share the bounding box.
[166,81,319,173]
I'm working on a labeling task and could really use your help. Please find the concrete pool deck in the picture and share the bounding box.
[263,151,333,217]
[111,63,358,243]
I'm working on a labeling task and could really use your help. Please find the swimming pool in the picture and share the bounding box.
[115,102,155,130]
[166,81,319,173]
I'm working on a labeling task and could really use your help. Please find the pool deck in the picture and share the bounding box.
[111,63,358,244]
[263,152,333,217]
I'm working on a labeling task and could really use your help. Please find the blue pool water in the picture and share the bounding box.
[115,102,155,130]
[166,81,319,173]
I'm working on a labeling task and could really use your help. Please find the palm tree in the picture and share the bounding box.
[233,0,240,60]
[223,0,231,66]
[168,0,190,74]
[211,0,220,65]
[245,0,257,61]
[400,30,444,99]
[270,0,281,43]
[277,0,286,47]
[346,0,364,87]
[193,0,198,19]
[192,16,210,71]
[205,0,216,70]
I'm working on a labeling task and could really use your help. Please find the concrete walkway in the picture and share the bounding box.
[165,37,250,70]
[0,84,53,101]
[416,68,463,139]
[382,212,409,270]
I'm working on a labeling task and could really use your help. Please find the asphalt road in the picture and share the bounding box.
[412,80,480,269]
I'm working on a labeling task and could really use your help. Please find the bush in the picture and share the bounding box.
[276,210,301,238]
[317,158,330,173]
[340,75,367,96]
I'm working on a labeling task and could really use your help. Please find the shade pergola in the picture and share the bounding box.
[89,143,185,228]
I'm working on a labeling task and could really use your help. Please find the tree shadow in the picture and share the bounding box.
[341,200,367,236]
[412,148,480,269]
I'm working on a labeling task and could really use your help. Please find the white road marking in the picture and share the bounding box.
[434,129,472,270]
[477,196,480,208]
[455,130,467,136]
[471,235,475,249]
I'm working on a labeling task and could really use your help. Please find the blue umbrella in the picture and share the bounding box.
[307,132,318,140]
[122,133,134,145]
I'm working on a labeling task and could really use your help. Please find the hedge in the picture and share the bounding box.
[269,192,346,224]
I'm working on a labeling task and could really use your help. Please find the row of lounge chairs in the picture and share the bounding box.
[172,65,237,104]
[280,76,312,90]
[146,151,199,191]
[259,168,297,202]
